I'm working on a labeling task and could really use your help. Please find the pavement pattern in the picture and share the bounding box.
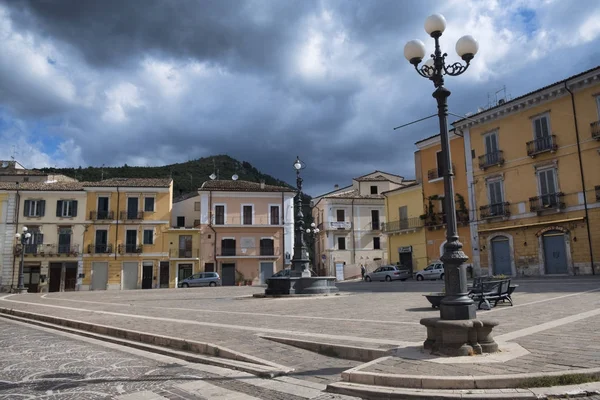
[1,277,600,398]
[0,318,361,400]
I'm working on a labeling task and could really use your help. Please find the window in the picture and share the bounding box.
[125,230,137,253]
[399,206,408,229]
[176,216,185,227]
[58,227,72,253]
[260,238,275,255]
[336,209,345,222]
[144,197,155,212]
[242,205,253,225]
[596,95,600,118]
[221,238,236,256]
[23,227,43,254]
[94,230,108,253]
[484,131,499,155]
[97,196,110,219]
[371,210,380,230]
[194,202,201,211]
[193,219,200,227]
[532,115,550,139]
[23,200,45,217]
[215,205,225,225]
[56,200,78,218]
[143,229,154,245]
[337,237,346,250]
[370,185,378,194]
[373,237,381,250]
[270,206,280,225]
[179,235,192,257]
[487,179,504,215]
[538,168,558,206]
[436,151,445,177]
[127,197,139,219]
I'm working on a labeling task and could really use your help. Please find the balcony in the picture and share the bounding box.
[366,221,381,231]
[592,121,600,140]
[16,244,80,256]
[87,243,113,254]
[90,210,114,220]
[427,164,456,182]
[212,216,283,226]
[595,185,600,201]
[120,211,144,220]
[326,221,352,230]
[478,151,505,170]
[480,202,511,219]
[119,244,143,254]
[382,217,424,233]
[526,135,557,157]
[169,248,200,258]
[529,193,565,212]
[216,247,280,258]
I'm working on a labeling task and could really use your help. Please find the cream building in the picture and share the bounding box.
[311,171,414,279]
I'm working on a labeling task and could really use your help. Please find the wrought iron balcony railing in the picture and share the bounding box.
[90,210,114,220]
[120,211,144,220]
[480,202,511,219]
[592,121,600,140]
[526,135,557,157]
[169,248,200,258]
[88,243,113,254]
[119,244,143,254]
[427,164,456,181]
[529,193,565,212]
[216,247,280,257]
[327,221,352,230]
[478,151,504,170]
[382,217,424,233]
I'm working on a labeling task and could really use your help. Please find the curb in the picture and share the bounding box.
[0,307,292,377]
[260,334,388,362]
[340,357,600,390]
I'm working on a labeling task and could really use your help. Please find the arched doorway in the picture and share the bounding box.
[491,236,512,276]
[542,230,568,274]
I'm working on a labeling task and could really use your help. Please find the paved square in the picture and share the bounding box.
[2,277,600,386]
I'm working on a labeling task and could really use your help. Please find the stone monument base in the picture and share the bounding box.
[265,277,338,296]
[420,317,499,357]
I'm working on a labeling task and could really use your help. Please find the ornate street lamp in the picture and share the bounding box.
[15,226,31,294]
[305,222,320,274]
[291,156,311,278]
[404,14,498,356]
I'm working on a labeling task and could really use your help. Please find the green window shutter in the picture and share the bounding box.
[72,200,78,217]
[56,200,63,217]
[23,200,30,217]
[39,200,46,217]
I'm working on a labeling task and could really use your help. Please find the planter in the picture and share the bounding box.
[245,280,253,286]
[424,293,445,308]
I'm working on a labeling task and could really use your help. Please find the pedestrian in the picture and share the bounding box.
[361,264,366,281]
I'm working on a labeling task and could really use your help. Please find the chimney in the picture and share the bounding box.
[334,184,339,190]
[260,180,265,189]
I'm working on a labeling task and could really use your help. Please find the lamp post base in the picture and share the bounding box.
[440,302,477,320]
[16,287,28,294]
[265,276,338,296]
[421,317,499,357]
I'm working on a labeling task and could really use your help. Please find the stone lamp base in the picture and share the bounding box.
[420,317,499,357]
[265,277,339,296]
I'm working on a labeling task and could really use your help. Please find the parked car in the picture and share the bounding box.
[178,272,221,288]
[364,265,410,282]
[415,262,445,281]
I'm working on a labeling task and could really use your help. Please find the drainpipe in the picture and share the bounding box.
[351,198,356,265]
[565,82,595,275]
[208,190,217,271]
[115,186,120,260]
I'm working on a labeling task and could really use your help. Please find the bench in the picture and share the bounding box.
[469,279,513,310]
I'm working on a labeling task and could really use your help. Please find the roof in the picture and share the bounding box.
[327,189,384,200]
[0,169,47,176]
[0,181,84,191]
[82,178,172,188]
[174,191,200,203]
[353,170,405,181]
[354,175,390,182]
[199,180,294,192]
[453,65,600,125]
[381,181,420,195]
[414,128,456,145]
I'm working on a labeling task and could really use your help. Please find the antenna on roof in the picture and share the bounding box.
[210,159,218,180]
[101,164,105,180]
[10,145,18,161]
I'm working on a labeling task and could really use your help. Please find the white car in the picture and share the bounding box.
[415,262,445,281]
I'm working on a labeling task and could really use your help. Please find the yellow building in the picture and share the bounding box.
[414,131,475,270]
[82,178,173,290]
[453,66,600,276]
[382,183,427,273]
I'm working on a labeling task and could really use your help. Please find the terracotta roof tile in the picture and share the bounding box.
[0,181,84,191]
[83,178,172,188]
[200,180,293,192]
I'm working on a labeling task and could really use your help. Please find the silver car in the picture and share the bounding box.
[365,265,410,282]
[179,272,221,288]
[415,262,445,281]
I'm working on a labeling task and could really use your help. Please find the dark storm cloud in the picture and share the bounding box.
[1,0,600,195]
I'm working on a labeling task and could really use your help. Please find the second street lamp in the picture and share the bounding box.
[15,226,32,294]
[404,14,498,356]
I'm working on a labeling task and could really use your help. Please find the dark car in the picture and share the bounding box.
[364,265,411,282]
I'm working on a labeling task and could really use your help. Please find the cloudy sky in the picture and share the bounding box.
[0,0,599,195]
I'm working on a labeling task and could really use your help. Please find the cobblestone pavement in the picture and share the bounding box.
[0,318,362,399]
[1,277,599,386]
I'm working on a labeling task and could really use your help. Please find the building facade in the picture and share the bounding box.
[454,66,600,277]
[82,178,173,290]
[414,132,476,272]
[382,183,428,274]
[194,180,295,286]
[311,171,412,278]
